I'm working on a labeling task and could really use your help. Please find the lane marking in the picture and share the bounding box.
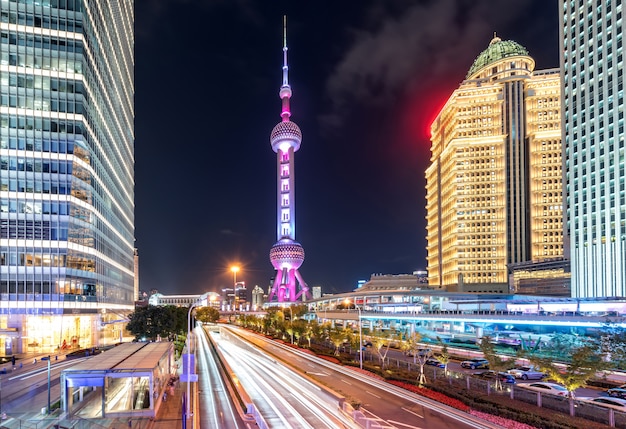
[365,390,381,398]
[401,407,424,419]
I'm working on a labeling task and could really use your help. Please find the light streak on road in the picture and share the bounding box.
[212,330,357,428]
[195,326,246,429]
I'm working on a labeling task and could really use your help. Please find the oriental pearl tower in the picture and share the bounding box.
[268,17,311,303]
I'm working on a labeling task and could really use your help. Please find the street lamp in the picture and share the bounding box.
[231,265,239,286]
[231,266,240,312]
[345,299,363,369]
[184,302,201,429]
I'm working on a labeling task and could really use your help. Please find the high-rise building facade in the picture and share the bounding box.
[426,36,563,293]
[560,0,626,298]
[0,1,135,354]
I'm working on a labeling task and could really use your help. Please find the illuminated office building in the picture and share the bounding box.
[426,35,563,293]
[0,1,135,354]
[560,1,626,298]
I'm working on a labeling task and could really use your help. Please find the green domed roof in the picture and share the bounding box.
[466,35,529,79]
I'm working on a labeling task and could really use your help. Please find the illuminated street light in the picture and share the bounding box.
[345,299,363,370]
[184,301,201,428]
[231,266,240,286]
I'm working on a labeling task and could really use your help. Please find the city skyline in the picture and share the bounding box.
[134,1,559,295]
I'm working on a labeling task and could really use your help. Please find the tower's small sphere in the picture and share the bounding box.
[279,86,292,99]
[271,120,302,153]
[270,238,305,270]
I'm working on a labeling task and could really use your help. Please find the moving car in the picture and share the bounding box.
[577,396,626,411]
[607,384,626,399]
[473,370,516,384]
[517,382,570,397]
[507,366,546,380]
[460,358,489,369]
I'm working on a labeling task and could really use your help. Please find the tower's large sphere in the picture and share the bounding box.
[271,120,302,153]
[270,238,304,270]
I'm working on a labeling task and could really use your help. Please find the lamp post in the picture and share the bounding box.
[185,302,201,429]
[356,305,363,369]
[345,299,363,369]
[231,266,239,313]
[231,266,239,286]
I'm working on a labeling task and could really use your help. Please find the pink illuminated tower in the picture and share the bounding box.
[268,17,311,303]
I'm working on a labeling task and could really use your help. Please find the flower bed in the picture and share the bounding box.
[386,380,470,411]
[469,410,540,429]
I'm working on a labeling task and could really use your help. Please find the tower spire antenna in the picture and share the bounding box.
[282,15,288,87]
[280,15,292,121]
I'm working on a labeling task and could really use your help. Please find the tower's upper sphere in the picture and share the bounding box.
[270,238,305,270]
[270,120,302,153]
[466,35,530,79]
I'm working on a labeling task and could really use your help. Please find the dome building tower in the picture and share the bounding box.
[268,18,311,303]
[426,34,564,293]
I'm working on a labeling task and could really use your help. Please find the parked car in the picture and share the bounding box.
[407,348,432,357]
[460,358,489,369]
[607,384,626,399]
[517,382,570,397]
[577,396,626,411]
[507,366,546,380]
[425,357,445,368]
[473,370,516,384]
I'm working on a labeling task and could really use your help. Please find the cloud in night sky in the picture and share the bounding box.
[322,0,545,130]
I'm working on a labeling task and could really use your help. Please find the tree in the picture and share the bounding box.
[292,319,308,344]
[328,325,348,356]
[479,336,515,390]
[195,306,220,324]
[369,329,398,369]
[436,337,451,375]
[403,331,423,364]
[529,344,610,416]
[126,305,186,341]
[592,321,626,369]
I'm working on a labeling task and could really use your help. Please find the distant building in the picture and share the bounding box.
[312,286,322,299]
[357,273,429,292]
[222,282,248,310]
[148,292,219,308]
[426,35,563,294]
[251,285,265,310]
[508,259,571,296]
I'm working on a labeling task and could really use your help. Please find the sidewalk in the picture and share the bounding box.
[148,379,185,429]
[148,359,195,429]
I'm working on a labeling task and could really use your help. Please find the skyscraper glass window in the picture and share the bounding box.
[560,0,626,298]
[0,0,134,354]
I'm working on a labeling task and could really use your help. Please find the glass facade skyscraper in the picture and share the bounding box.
[0,0,134,354]
[560,1,625,297]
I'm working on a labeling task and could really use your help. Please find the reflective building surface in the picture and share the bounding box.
[0,0,135,354]
[560,0,626,298]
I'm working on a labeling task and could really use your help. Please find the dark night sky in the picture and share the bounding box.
[134,0,559,296]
